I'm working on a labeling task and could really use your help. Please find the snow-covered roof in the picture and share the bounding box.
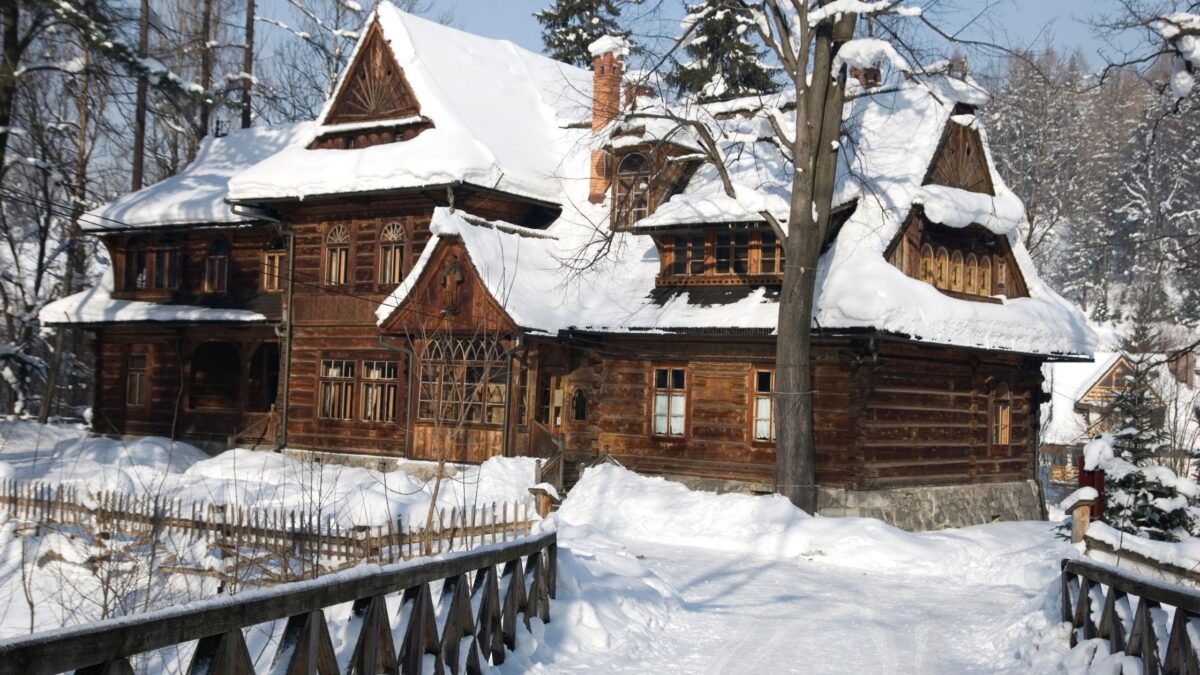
[39,271,268,326]
[376,73,1094,358]
[82,124,308,231]
[227,3,592,205]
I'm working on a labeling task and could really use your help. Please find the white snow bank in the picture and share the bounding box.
[558,464,1072,584]
[0,421,537,528]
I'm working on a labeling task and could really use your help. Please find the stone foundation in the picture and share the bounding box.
[817,480,1047,531]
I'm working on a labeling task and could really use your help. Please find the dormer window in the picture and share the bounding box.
[614,153,650,229]
[659,229,784,285]
[204,238,229,293]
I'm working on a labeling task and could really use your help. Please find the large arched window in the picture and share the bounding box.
[378,222,406,284]
[979,255,992,295]
[934,247,950,288]
[950,251,964,291]
[965,253,978,294]
[990,382,1011,445]
[613,152,650,229]
[919,244,935,284]
[204,238,229,293]
[325,225,351,285]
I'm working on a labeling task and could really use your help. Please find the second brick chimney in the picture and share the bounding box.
[588,35,630,204]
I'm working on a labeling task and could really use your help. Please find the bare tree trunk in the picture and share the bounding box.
[198,0,214,139]
[774,4,856,513]
[241,0,255,129]
[130,0,150,190]
[38,47,91,423]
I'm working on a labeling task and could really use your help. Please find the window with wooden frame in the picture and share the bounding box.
[262,237,285,292]
[671,234,706,275]
[759,232,781,274]
[714,232,733,274]
[752,369,775,442]
[934,247,950,288]
[965,253,978,294]
[378,222,406,284]
[572,389,588,422]
[651,367,687,437]
[995,259,1008,296]
[126,353,147,406]
[991,382,1011,445]
[122,238,179,292]
[614,153,650,229]
[950,251,964,291]
[360,360,399,423]
[204,238,229,293]
[324,225,351,285]
[416,339,507,427]
[978,255,992,295]
[919,244,935,284]
[319,359,356,420]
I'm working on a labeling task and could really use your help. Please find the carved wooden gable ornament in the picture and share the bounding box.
[323,22,421,126]
[924,121,994,195]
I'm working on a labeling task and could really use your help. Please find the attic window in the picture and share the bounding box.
[614,153,650,229]
[204,238,229,293]
[662,230,784,284]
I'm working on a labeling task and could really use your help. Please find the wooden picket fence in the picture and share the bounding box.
[0,478,538,585]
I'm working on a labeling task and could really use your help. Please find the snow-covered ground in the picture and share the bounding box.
[0,422,1093,672]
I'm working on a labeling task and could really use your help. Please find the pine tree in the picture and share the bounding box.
[666,1,779,101]
[535,0,631,68]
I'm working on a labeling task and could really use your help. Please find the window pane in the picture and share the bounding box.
[672,236,687,275]
[756,370,772,393]
[760,232,777,274]
[715,233,732,273]
[669,392,685,417]
[655,368,668,389]
[671,368,685,390]
[690,236,706,275]
[733,233,749,274]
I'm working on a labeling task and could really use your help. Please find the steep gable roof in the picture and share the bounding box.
[322,22,421,126]
[228,3,592,205]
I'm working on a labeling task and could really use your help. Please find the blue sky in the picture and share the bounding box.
[439,0,1124,66]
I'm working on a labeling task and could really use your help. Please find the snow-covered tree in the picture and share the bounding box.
[535,0,634,68]
[666,1,779,101]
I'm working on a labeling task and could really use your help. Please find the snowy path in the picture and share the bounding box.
[524,540,1050,674]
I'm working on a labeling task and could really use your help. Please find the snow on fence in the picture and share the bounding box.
[0,528,557,675]
[1061,557,1200,672]
[0,478,538,583]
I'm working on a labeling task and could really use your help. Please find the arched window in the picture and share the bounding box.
[990,382,1011,445]
[979,255,992,295]
[935,247,950,288]
[919,244,935,284]
[204,238,229,293]
[614,153,650,229]
[378,222,406,284]
[965,253,978,294]
[262,236,285,292]
[995,259,1008,296]
[950,251,964,291]
[325,225,351,285]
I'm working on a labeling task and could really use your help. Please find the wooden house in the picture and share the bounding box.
[42,3,1098,530]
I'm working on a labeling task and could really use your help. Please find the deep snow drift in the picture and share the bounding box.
[0,423,1096,672]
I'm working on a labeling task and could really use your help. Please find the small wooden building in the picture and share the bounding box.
[43,3,1097,530]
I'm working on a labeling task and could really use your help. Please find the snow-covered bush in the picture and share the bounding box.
[1084,434,1200,541]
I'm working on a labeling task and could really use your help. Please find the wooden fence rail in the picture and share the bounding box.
[0,479,538,582]
[0,529,557,675]
[1061,557,1200,674]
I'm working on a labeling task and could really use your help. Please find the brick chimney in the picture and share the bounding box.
[849,65,882,89]
[588,36,630,204]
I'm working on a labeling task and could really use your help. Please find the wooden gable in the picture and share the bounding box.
[379,237,517,335]
[1078,356,1134,407]
[924,121,995,195]
[323,22,421,126]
